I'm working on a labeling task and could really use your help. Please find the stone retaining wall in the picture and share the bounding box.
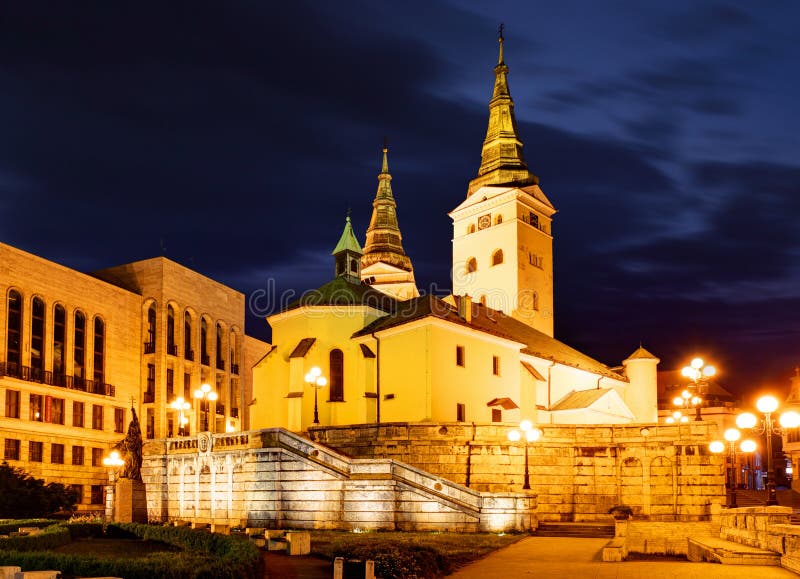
[312,421,724,521]
[141,428,534,533]
[618,520,718,555]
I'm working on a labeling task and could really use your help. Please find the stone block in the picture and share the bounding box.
[0,568,21,579]
[286,531,311,555]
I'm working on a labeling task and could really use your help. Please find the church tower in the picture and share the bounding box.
[332,212,363,283]
[360,144,419,300]
[449,30,557,336]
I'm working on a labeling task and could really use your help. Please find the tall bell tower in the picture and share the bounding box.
[450,30,556,336]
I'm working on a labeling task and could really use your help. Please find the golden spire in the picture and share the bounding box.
[467,27,538,196]
[362,141,414,272]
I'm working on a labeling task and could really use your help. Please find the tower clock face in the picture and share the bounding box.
[478,214,491,230]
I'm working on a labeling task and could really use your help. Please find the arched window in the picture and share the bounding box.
[216,322,224,369]
[184,311,193,360]
[53,305,66,379]
[200,318,209,365]
[467,224,476,234]
[30,297,45,376]
[6,290,22,371]
[492,249,504,266]
[146,305,156,352]
[230,331,239,374]
[329,349,344,402]
[495,214,503,225]
[93,317,105,384]
[466,258,477,274]
[533,291,540,311]
[74,311,86,384]
[167,305,176,355]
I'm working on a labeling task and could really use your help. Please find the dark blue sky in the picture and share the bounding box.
[2,1,799,398]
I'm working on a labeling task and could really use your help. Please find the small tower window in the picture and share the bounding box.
[456,403,466,422]
[493,356,500,376]
[492,408,502,422]
[491,249,504,266]
[466,258,477,274]
[467,224,476,234]
[495,214,503,225]
[456,345,465,367]
[329,349,344,402]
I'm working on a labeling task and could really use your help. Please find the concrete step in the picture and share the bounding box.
[688,536,781,566]
[536,522,614,538]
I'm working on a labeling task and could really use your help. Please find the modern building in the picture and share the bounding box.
[249,34,660,433]
[0,243,268,512]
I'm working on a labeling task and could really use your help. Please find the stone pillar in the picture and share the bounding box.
[114,479,148,523]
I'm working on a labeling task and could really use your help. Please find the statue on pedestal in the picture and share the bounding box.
[114,408,143,482]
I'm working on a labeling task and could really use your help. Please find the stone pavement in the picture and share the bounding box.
[445,536,798,578]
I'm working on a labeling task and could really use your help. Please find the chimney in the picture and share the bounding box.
[457,295,473,323]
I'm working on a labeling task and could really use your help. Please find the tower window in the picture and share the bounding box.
[492,408,502,422]
[491,249,504,266]
[495,214,503,225]
[493,356,501,376]
[466,258,477,274]
[329,349,344,401]
[456,403,466,422]
[456,345,465,367]
[529,212,539,228]
[467,224,476,234]
[146,305,156,352]
[529,253,543,268]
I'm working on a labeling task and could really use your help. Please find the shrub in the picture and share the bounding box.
[0,463,78,518]
[332,542,446,579]
[0,524,70,551]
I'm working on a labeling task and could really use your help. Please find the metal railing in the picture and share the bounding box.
[201,354,210,366]
[0,361,115,396]
[216,359,225,371]
[167,344,178,356]
[144,341,156,354]
[185,349,194,362]
[143,391,155,404]
[230,363,239,375]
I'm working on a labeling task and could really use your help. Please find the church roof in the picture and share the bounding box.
[361,145,414,272]
[551,388,613,411]
[468,31,538,196]
[353,295,625,381]
[624,345,660,362]
[285,276,396,313]
[289,338,316,358]
[332,214,362,255]
[656,370,737,403]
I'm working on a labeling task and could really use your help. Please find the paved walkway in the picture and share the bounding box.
[445,537,797,578]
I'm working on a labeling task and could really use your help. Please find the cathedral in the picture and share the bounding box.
[249,35,659,432]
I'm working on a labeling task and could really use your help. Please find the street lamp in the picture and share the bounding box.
[736,395,800,506]
[193,383,218,432]
[709,428,756,508]
[680,357,716,421]
[102,450,125,521]
[170,396,191,436]
[304,367,328,425]
[507,420,542,490]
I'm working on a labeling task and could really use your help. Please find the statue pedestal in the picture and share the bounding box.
[114,479,148,523]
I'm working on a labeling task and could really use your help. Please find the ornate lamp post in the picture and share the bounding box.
[193,383,218,432]
[736,395,800,506]
[304,366,328,425]
[507,420,542,490]
[102,450,125,521]
[709,428,756,508]
[680,357,716,421]
[170,396,191,436]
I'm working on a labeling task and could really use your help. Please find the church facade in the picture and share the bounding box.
[250,35,659,433]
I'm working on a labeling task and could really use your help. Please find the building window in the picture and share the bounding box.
[53,304,66,378]
[90,485,103,505]
[70,484,83,504]
[184,372,191,399]
[230,332,239,374]
[529,212,539,228]
[93,317,105,384]
[73,401,84,428]
[533,291,540,311]
[6,290,22,369]
[5,389,20,419]
[29,441,43,462]
[491,249,504,266]
[456,345,465,367]
[51,443,64,464]
[114,408,125,433]
[50,397,65,425]
[200,319,209,366]
[74,311,86,384]
[30,297,45,377]
[92,404,103,430]
[492,408,502,422]
[146,305,156,352]
[4,439,20,461]
[467,224,476,234]
[329,349,344,402]
[184,311,193,360]
[216,323,225,370]
[493,356,501,376]
[529,253,543,268]
[30,394,43,422]
[146,364,155,402]
[466,258,477,274]
[72,445,84,466]
[456,403,466,422]
[167,305,176,355]
[495,214,503,225]
[91,448,103,467]
[146,408,155,439]
[166,368,175,399]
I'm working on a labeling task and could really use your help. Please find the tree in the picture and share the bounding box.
[0,462,78,518]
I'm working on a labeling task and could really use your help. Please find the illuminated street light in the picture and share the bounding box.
[170,396,191,436]
[679,357,716,421]
[193,383,218,432]
[709,428,756,508]
[304,367,328,425]
[735,395,800,506]
[507,420,542,490]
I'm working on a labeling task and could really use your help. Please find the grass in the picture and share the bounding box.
[309,530,525,577]
[53,537,183,558]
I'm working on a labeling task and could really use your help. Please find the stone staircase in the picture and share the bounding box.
[535,521,615,538]
[735,489,800,523]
